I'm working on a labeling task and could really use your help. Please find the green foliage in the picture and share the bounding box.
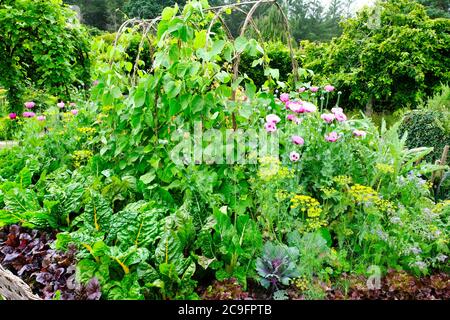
[124,0,187,19]
[400,110,450,163]
[418,0,450,18]
[64,0,126,31]
[240,42,296,89]
[1,0,449,301]
[0,0,91,115]
[302,0,450,112]
[256,241,299,290]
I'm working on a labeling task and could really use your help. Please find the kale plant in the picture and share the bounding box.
[256,242,299,290]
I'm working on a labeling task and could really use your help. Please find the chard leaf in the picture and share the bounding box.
[4,188,41,212]
[108,201,164,249]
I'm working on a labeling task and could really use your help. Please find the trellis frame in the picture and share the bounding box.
[111,0,299,87]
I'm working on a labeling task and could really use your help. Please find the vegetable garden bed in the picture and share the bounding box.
[0,0,449,301]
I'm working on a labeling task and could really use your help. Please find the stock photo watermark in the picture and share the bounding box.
[169,121,282,166]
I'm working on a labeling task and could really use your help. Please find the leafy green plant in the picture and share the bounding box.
[256,242,299,290]
[400,110,449,163]
[0,0,91,116]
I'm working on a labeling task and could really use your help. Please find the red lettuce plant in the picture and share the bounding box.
[0,225,100,300]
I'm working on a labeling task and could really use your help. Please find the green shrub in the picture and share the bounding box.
[421,84,450,134]
[399,110,450,163]
[239,42,297,88]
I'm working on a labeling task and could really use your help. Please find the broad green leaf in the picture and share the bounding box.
[164,80,182,98]
[73,191,112,231]
[15,167,31,188]
[134,87,146,108]
[209,40,226,57]
[235,36,248,53]
[140,171,156,185]
[161,6,178,21]
[108,201,164,249]
[194,30,207,49]
[4,188,40,213]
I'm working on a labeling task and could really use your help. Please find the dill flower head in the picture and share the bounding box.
[294,276,310,291]
[305,218,328,231]
[348,184,378,203]
[275,189,290,201]
[257,156,294,182]
[291,195,323,218]
[374,198,397,213]
[321,187,338,198]
[375,163,394,174]
[77,127,97,135]
[72,150,93,168]
[332,175,352,186]
[433,200,450,214]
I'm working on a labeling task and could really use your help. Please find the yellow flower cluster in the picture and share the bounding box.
[433,200,450,214]
[291,195,323,218]
[321,187,338,197]
[95,113,108,124]
[348,184,378,203]
[275,189,291,201]
[376,163,394,174]
[333,175,352,186]
[257,156,294,182]
[102,105,114,112]
[72,150,93,168]
[374,198,397,213]
[425,181,433,190]
[77,127,96,135]
[62,112,74,122]
[305,218,328,231]
[294,276,310,292]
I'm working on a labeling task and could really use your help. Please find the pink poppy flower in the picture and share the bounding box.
[289,101,305,113]
[9,113,17,120]
[265,122,277,133]
[298,87,306,93]
[24,101,35,109]
[331,107,343,114]
[334,112,347,122]
[37,115,46,121]
[286,114,296,122]
[266,114,281,124]
[292,135,305,145]
[324,85,335,92]
[69,102,76,107]
[303,102,317,113]
[321,113,335,123]
[57,102,65,109]
[23,112,36,118]
[92,80,99,86]
[310,86,319,93]
[353,130,367,138]
[325,132,339,142]
[71,109,79,115]
[290,151,300,162]
[280,93,290,103]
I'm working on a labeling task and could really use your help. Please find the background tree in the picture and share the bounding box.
[302,0,450,112]
[123,0,187,19]
[64,0,126,31]
[418,0,450,18]
[0,0,91,115]
[251,0,349,42]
